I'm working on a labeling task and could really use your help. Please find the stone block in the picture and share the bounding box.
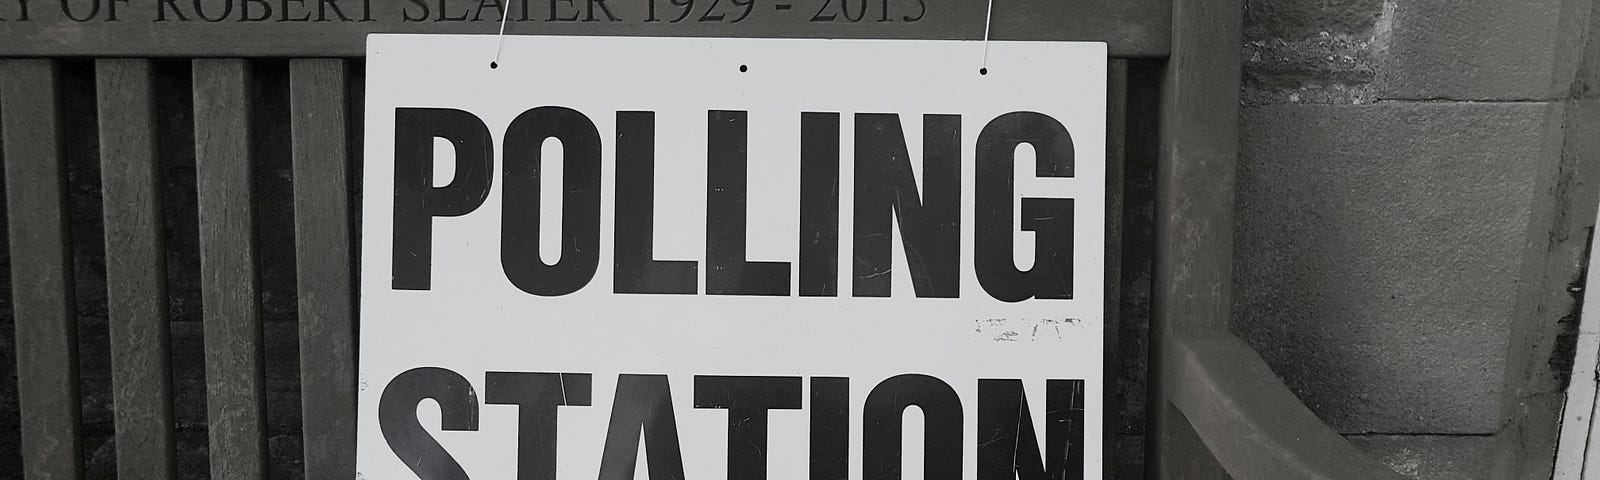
[1242,0,1384,105]
[1245,0,1384,40]
[1234,103,1561,434]
[1377,0,1581,100]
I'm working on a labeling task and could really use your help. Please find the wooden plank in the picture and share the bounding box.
[1101,57,1126,474]
[1152,0,1241,334]
[96,58,177,480]
[0,59,83,480]
[0,0,1169,58]
[289,58,356,478]
[192,58,267,480]
[1148,0,1244,473]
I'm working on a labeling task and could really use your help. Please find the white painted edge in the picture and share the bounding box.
[1555,217,1600,479]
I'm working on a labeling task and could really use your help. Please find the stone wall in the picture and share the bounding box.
[1236,0,1600,478]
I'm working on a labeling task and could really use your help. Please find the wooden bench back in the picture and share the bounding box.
[0,5,1156,475]
[2,3,1411,478]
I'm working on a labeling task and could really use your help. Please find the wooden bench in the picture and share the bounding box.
[0,0,1409,477]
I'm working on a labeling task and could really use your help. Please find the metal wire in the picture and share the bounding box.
[491,2,511,68]
[981,0,994,72]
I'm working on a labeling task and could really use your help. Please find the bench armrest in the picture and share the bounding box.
[1161,329,1411,479]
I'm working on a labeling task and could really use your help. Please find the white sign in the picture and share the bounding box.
[358,34,1107,480]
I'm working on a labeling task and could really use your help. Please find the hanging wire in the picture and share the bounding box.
[980,0,994,74]
[491,2,511,68]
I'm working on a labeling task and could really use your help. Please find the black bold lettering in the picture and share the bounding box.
[694,376,803,480]
[378,367,479,480]
[707,110,791,296]
[862,374,962,480]
[599,375,688,480]
[974,111,1075,302]
[799,112,840,297]
[501,106,603,296]
[615,111,698,294]
[810,377,849,480]
[485,372,593,480]
[976,379,1085,480]
[853,114,961,298]
[392,108,494,290]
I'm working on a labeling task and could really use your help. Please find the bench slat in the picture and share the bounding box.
[290,58,357,479]
[192,58,267,480]
[96,58,178,480]
[2,58,83,480]
[1,57,82,480]
[1164,332,1411,479]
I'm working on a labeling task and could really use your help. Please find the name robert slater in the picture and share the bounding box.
[392,107,1079,302]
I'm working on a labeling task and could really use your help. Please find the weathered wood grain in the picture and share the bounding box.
[192,58,268,480]
[1146,0,1248,475]
[1147,0,1245,473]
[96,58,178,480]
[289,58,357,479]
[1,58,83,480]
[0,0,1169,57]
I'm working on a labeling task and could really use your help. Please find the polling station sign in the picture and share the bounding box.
[357,35,1107,479]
